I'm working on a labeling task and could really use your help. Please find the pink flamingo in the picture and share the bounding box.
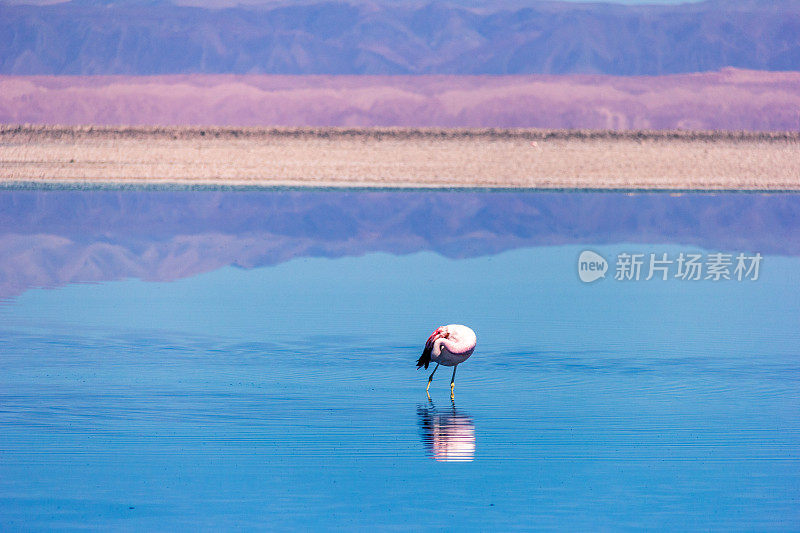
[417,324,477,399]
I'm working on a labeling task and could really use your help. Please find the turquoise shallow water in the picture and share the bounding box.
[0,190,799,530]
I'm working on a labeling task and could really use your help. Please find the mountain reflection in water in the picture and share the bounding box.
[0,189,798,300]
[418,401,476,462]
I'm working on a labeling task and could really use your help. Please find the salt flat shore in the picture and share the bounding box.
[1,126,798,190]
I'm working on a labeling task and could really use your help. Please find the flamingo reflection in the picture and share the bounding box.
[417,400,475,462]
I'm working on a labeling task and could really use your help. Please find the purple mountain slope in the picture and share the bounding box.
[2,70,799,130]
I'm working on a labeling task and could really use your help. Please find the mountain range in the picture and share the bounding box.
[2,0,799,76]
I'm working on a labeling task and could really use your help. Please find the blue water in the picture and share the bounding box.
[0,190,799,530]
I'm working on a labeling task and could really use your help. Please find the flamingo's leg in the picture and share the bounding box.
[426,363,439,396]
[450,365,457,399]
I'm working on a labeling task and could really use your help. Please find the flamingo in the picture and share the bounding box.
[417,324,476,399]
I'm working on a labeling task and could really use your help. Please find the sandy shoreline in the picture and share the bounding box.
[2,126,799,190]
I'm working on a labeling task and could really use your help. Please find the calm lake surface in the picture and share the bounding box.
[1,190,799,530]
